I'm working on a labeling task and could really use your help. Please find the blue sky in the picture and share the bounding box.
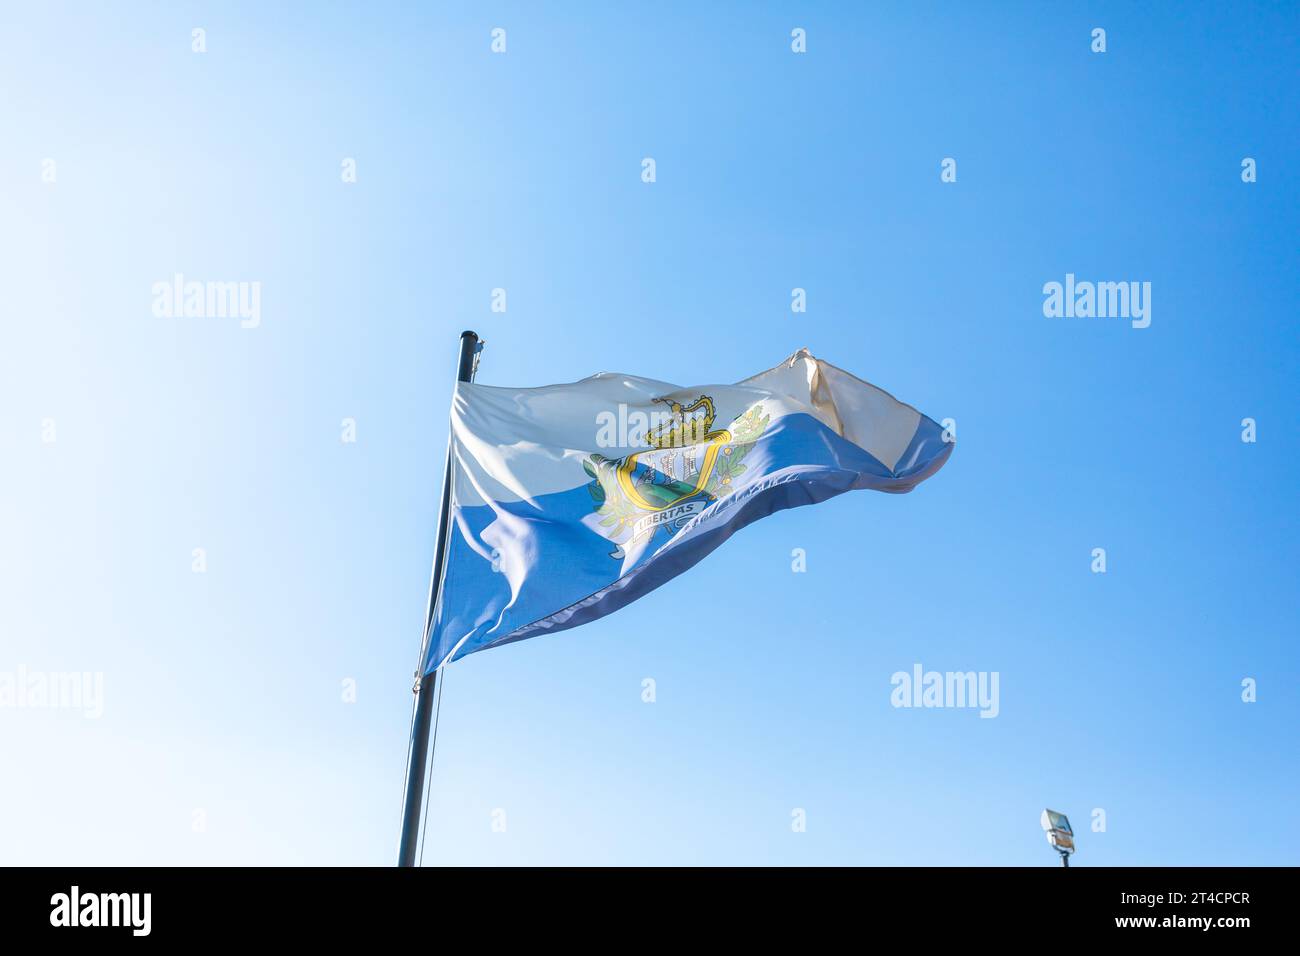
[1,2,1296,865]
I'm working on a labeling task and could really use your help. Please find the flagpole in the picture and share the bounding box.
[398,330,481,867]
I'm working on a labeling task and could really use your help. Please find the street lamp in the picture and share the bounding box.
[1040,809,1075,867]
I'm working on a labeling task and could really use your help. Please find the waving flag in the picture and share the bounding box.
[425,348,952,671]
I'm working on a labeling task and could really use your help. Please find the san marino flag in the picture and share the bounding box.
[426,348,952,671]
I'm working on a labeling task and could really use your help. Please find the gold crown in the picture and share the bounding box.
[645,396,716,448]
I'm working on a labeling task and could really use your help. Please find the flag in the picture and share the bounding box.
[425,348,952,670]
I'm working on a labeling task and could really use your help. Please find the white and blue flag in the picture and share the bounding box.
[425,349,952,671]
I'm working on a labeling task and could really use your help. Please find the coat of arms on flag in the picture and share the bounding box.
[584,398,771,559]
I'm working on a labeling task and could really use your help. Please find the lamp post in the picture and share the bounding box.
[1040,809,1076,867]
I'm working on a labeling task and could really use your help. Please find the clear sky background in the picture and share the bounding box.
[1,2,1296,865]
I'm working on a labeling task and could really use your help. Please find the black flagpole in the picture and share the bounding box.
[398,330,481,867]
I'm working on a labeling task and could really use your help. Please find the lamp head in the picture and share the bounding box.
[1040,809,1075,855]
